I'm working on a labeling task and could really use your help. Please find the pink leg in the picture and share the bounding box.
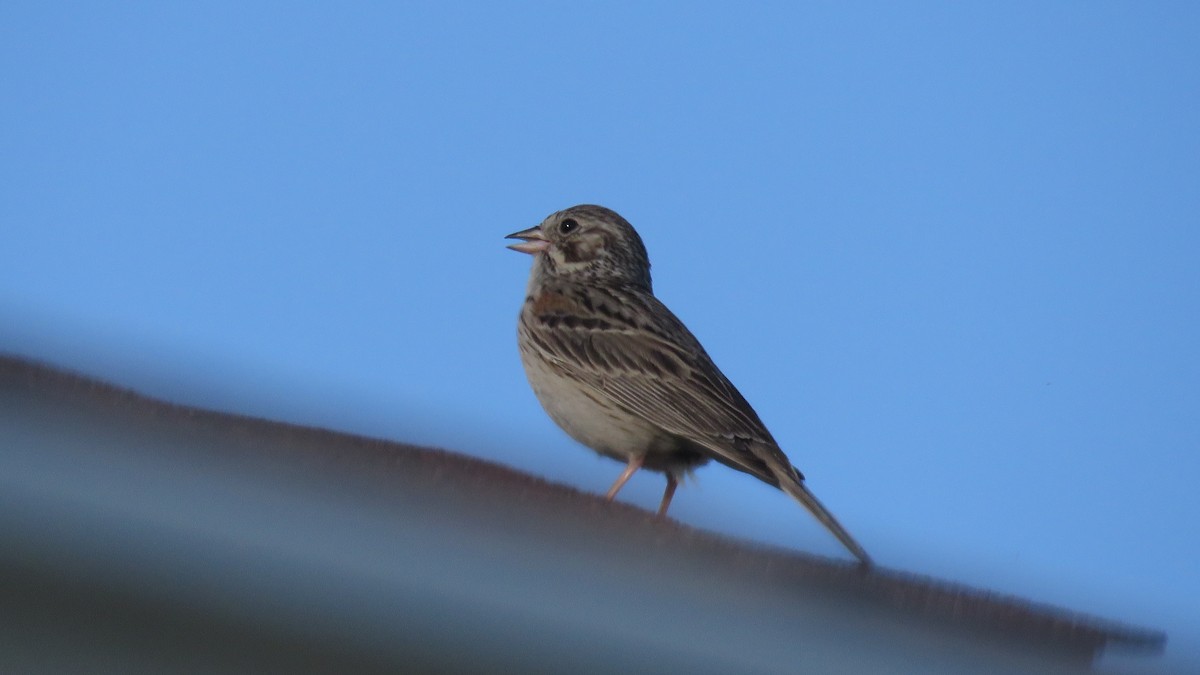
[605,456,645,501]
[657,475,678,517]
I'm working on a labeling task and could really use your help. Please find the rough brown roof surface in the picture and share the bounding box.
[0,354,1166,673]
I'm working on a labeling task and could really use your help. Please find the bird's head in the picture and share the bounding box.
[506,205,652,290]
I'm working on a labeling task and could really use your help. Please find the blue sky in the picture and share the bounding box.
[2,3,1197,670]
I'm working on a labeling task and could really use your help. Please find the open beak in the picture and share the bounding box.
[505,226,551,255]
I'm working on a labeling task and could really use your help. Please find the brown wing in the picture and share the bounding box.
[523,283,799,486]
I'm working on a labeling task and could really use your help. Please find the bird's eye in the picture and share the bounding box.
[559,218,579,234]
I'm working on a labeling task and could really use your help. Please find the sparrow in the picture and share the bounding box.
[507,204,871,566]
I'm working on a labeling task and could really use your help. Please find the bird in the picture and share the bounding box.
[506,204,872,567]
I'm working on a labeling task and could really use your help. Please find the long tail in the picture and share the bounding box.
[779,476,873,568]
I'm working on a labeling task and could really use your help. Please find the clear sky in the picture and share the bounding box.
[2,3,1197,671]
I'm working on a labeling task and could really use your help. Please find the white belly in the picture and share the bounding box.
[520,349,672,461]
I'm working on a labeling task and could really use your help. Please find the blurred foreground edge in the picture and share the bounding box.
[0,354,1165,674]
